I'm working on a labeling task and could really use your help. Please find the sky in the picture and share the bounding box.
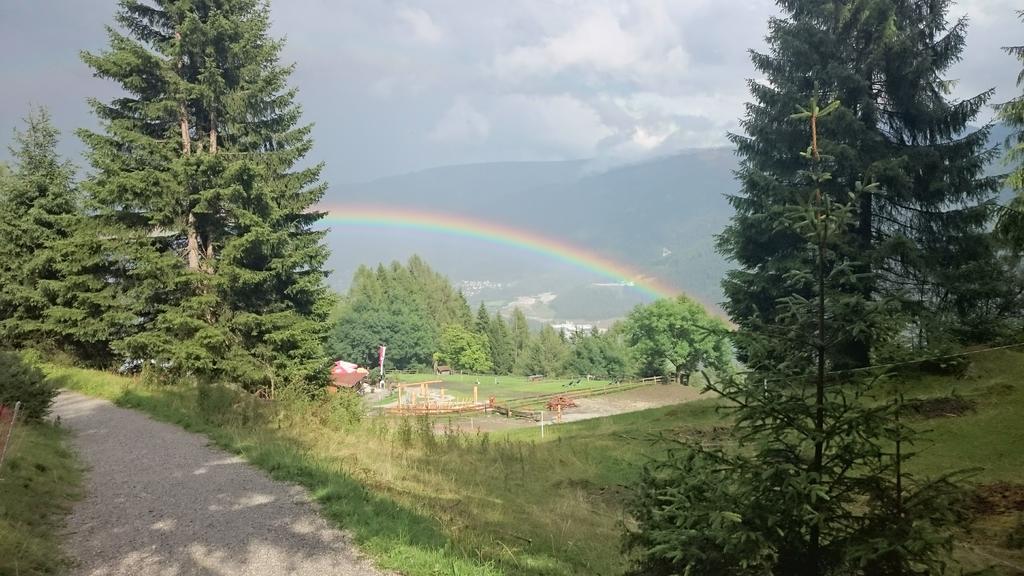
[0,0,1020,184]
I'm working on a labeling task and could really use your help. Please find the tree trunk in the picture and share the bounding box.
[177,28,200,272]
[209,109,218,154]
[204,238,214,271]
[810,106,825,576]
[175,31,191,157]
[186,212,201,271]
[202,109,217,274]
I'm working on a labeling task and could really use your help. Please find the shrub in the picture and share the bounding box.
[0,351,57,421]
[315,389,364,429]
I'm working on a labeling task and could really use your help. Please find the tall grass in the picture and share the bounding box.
[0,421,82,576]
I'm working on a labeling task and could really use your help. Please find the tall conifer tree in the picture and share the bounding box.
[996,11,1024,248]
[488,311,515,375]
[81,0,332,390]
[719,0,1003,361]
[0,109,79,349]
[627,99,966,576]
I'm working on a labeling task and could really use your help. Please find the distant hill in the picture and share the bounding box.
[322,123,1015,324]
[323,148,739,321]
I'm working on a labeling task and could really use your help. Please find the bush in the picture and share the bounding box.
[315,389,364,429]
[0,351,57,421]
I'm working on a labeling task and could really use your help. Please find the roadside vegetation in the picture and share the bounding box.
[0,352,80,576]
[0,423,82,576]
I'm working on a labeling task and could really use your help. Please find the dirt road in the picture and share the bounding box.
[52,391,386,576]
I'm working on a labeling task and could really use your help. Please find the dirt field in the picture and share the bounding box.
[428,383,707,434]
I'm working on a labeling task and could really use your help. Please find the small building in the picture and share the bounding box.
[329,360,369,392]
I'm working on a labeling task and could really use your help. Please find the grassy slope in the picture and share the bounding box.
[501,348,1024,573]
[50,348,1024,575]
[0,421,82,576]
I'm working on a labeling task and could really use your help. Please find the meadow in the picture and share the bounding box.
[50,347,1024,575]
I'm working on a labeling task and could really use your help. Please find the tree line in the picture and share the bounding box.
[326,256,732,380]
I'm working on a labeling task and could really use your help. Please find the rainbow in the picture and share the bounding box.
[317,204,681,301]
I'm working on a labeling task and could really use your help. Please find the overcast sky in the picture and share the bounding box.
[0,0,1020,183]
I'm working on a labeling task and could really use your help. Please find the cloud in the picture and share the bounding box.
[491,3,693,85]
[429,98,490,143]
[396,6,444,45]
[491,94,614,156]
[2,0,1017,181]
[494,8,642,77]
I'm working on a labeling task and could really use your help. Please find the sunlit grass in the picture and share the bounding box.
[47,348,1024,575]
[0,421,82,576]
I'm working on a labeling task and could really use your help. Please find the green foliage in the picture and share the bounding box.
[517,325,569,377]
[509,307,530,367]
[0,351,56,421]
[436,324,491,373]
[627,101,969,576]
[719,0,1006,358]
[625,449,772,576]
[998,11,1024,195]
[475,302,490,334]
[312,389,365,430]
[565,327,632,379]
[623,295,732,382]
[0,422,82,576]
[996,12,1024,260]
[80,0,334,390]
[487,311,515,374]
[0,108,105,359]
[327,257,472,369]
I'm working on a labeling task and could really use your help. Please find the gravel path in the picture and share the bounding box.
[53,391,387,576]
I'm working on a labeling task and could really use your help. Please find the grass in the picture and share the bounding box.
[389,372,616,402]
[49,348,1024,575]
[0,420,82,576]
[50,367,644,575]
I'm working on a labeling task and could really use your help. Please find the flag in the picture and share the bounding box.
[378,345,387,374]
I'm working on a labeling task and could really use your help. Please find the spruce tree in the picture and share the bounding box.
[487,311,514,375]
[81,0,333,390]
[719,0,1003,361]
[626,99,967,576]
[509,307,530,368]
[0,109,79,350]
[474,302,490,336]
[996,11,1024,250]
[519,325,569,377]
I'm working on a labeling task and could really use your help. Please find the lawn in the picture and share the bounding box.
[49,348,1024,575]
[0,421,82,576]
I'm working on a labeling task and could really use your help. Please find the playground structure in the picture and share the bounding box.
[385,380,487,415]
